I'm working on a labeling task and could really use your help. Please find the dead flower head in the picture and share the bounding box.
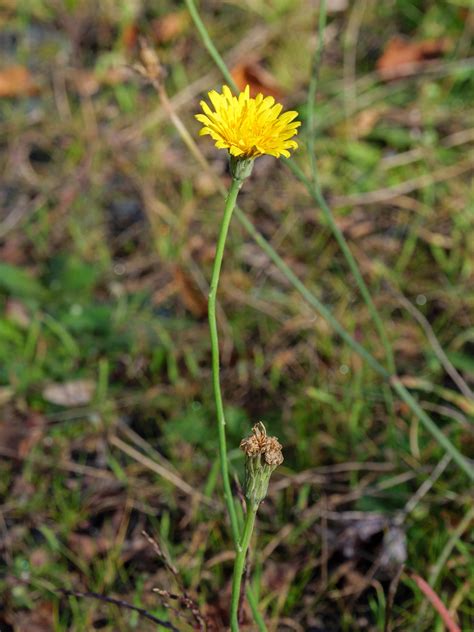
[240,422,283,508]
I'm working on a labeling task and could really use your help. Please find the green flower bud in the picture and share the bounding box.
[229,155,254,181]
[240,422,283,510]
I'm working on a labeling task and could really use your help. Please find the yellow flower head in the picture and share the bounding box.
[195,85,301,160]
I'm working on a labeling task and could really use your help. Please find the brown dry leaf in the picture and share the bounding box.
[42,379,95,406]
[377,37,450,80]
[173,265,207,318]
[231,61,284,98]
[0,66,39,98]
[151,11,189,43]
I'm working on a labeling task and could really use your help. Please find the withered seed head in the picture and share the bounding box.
[240,422,283,464]
[264,436,284,466]
[240,421,267,456]
[240,422,283,509]
[134,38,165,84]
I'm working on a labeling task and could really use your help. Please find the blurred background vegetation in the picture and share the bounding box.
[0,0,473,630]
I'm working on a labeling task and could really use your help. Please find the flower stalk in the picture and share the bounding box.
[208,175,244,546]
[230,505,257,631]
[197,84,300,629]
[230,423,284,631]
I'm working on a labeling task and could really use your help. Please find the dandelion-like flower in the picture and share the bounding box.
[195,85,300,161]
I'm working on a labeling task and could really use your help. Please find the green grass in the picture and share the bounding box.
[0,1,473,630]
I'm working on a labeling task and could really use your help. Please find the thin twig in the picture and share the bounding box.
[109,435,214,505]
[153,588,206,631]
[59,588,179,630]
[142,530,207,631]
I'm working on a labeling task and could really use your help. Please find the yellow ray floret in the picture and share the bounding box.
[195,85,301,159]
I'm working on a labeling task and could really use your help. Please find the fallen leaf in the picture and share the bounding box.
[377,37,450,80]
[173,265,207,318]
[231,61,284,98]
[42,380,95,406]
[151,11,189,43]
[0,65,39,98]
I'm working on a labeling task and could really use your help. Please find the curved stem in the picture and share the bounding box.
[286,160,396,417]
[306,0,327,180]
[230,503,258,632]
[303,2,395,409]
[185,0,395,379]
[236,208,474,482]
[184,0,237,91]
[285,159,397,379]
[209,176,243,546]
[156,14,474,480]
[152,81,268,632]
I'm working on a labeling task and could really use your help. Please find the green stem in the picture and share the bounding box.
[235,208,474,482]
[209,176,243,546]
[390,378,474,481]
[184,0,237,91]
[287,160,396,416]
[306,0,327,180]
[286,158,396,378]
[230,503,258,632]
[303,0,395,411]
[245,585,266,631]
[208,176,269,631]
[234,207,386,376]
[186,0,396,407]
